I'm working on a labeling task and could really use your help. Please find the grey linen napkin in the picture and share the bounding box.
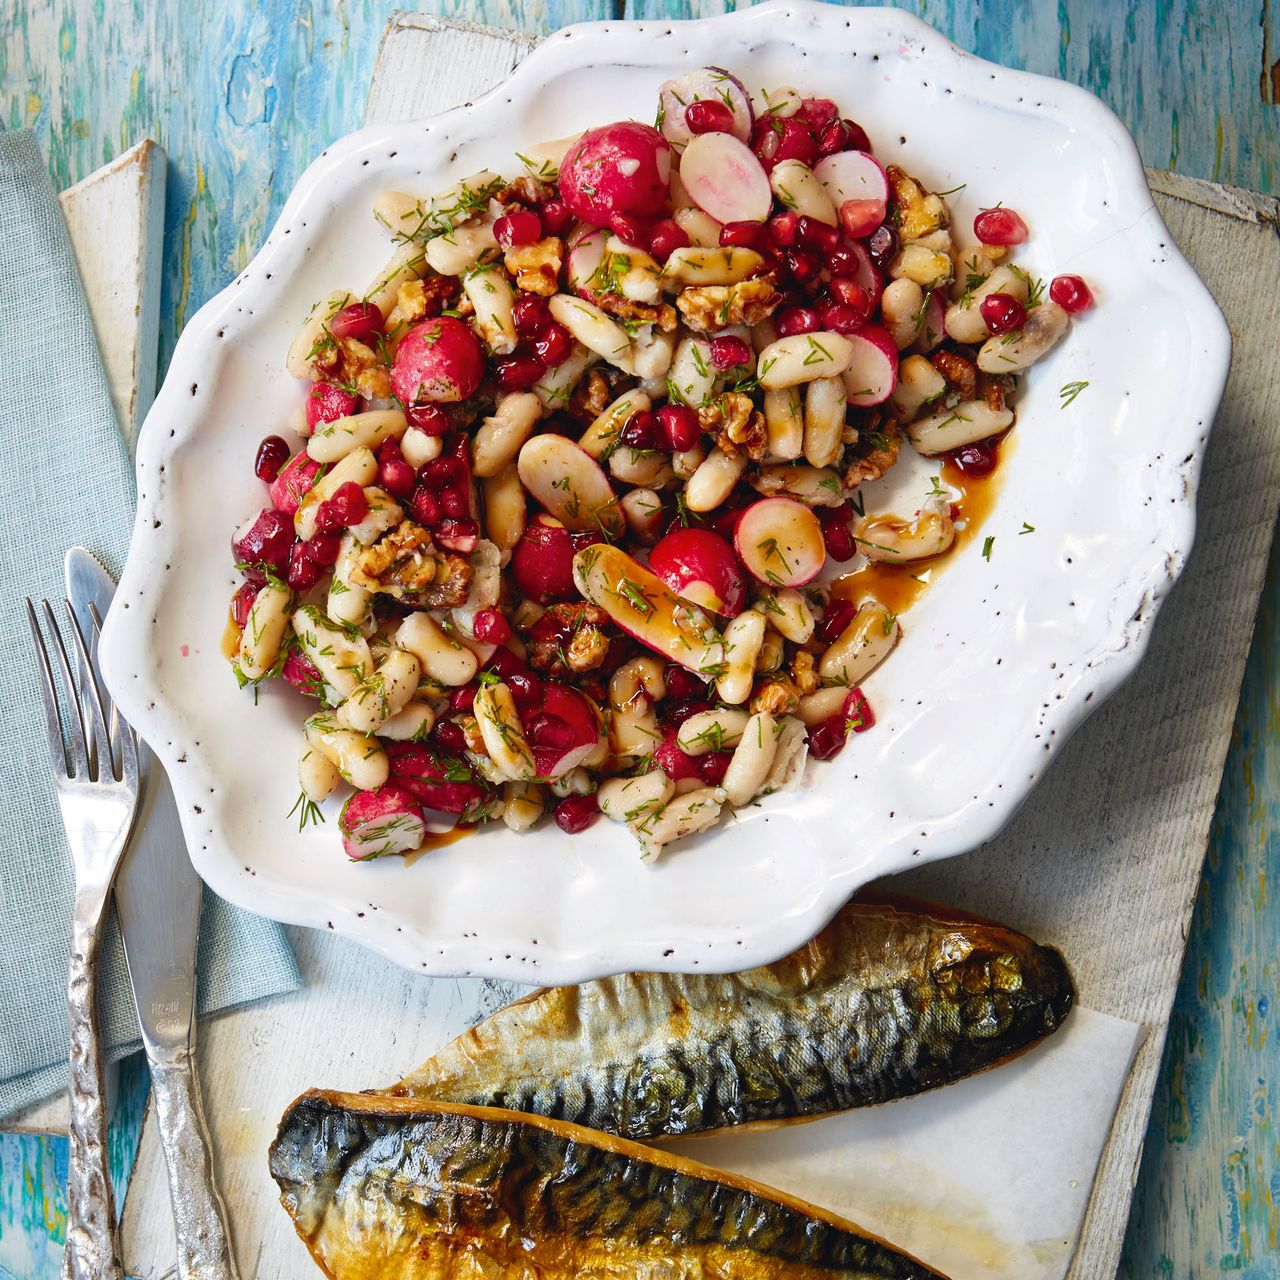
[0,129,300,1118]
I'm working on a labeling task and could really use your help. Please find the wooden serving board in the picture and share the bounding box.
[119,16,1280,1279]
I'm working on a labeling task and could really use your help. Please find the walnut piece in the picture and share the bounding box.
[790,650,820,697]
[929,348,978,400]
[504,237,564,296]
[389,274,458,327]
[699,391,768,461]
[564,367,633,426]
[593,291,679,332]
[844,421,901,489]
[495,175,556,207]
[676,275,783,334]
[312,335,390,400]
[750,675,801,717]
[886,166,948,242]
[978,371,1011,414]
[349,521,473,608]
[459,714,487,757]
[525,603,613,677]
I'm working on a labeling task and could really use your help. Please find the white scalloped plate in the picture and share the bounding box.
[100,1,1229,984]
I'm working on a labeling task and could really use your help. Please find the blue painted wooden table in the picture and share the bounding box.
[1,2,1276,1275]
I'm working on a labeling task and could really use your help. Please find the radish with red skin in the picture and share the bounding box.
[386,742,488,815]
[679,132,773,224]
[390,317,486,405]
[231,582,259,629]
[270,452,322,515]
[330,302,383,344]
[841,323,899,407]
[649,528,747,615]
[734,498,826,587]
[559,122,672,225]
[232,507,294,580]
[306,383,358,432]
[526,685,604,778]
[434,517,479,553]
[282,648,325,699]
[813,151,891,209]
[512,515,582,603]
[340,784,428,860]
[657,68,753,150]
[566,225,608,302]
[494,209,542,249]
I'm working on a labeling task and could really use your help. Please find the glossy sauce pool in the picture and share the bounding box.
[402,825,473,866]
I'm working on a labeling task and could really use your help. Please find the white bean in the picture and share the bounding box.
[481,462,527,550]
[502,781,545,832]
[605,236,664,304]
[364,240,427,318]
[548,295,637,374]
[292,605,372,700]
[533,343,598,412]
[803,376,847,468]
[377,700,436,741]
[473,681,536,780]
[294,447,378,539]
[400,425,443,468]
[905,399,1015,455]
[598,771,673,823]
[756,627,785,673]
[881,278,926,351]
[549,767,593,799]
[889,244,952,290]
[891,354,947,416]
[577,390,651,459]
[631,786,726,862]
[797,685,847,726]
[286,290,351,379]
[620,487,665,542]
[755,588,814,643]
[856,497,955,563]
[759,85,801,117]
[977,301,1069,373]
[722,712,778,807]
[757,331,854,388]
[715,610,766,705]
[750,463,846,507]
[608,701,663,765]
[685,447,746,512]
[660,245,764,288]
[304,714,389,791]
[424,221,498,276]
[769,160,837,224]
[668,335,717,408]
[819,601,901,685]
[764,387,804,461]
[609,656,666,709]
[372,190,423,237]
[519,136,579,179]
[462,262,518,355]
[610,447,674,488]
[944,264,1029,344]
[632,326,676,380]
[395,612,479,686]
[327,572,372,633]
[298,743,341,804]
[672,442,708,479]
[347,487,404,546]
[238,582,293,681]
[677,708,750,755]
[761,716,808,793]
[473,391,541,476]
[672,205,723,248]
[306,409,407,464]
[337,648,421,734]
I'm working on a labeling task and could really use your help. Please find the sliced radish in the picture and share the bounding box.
[527,685,605,778]
[679,132,772,224]
[734,498,827,587]
[386,742,487,815]
[517,434,623,536]
[573,544,725,677]
[658,67,753,150]
[648,527,748,616]
[813,150,891,208]
[566,224,608,301]
[339,784,427,860]
[917,288,946,352]
[841,239,884,303]
[841,324,899,407]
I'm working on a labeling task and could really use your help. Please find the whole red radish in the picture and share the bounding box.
[390,316,485,405]
[559,122,672,225]
[231,507,294,580]
[649,528,747,615]
[511,514,583,603]
[305,382,358,432]
[386,742,488,815]
[526,685,604,779]
[270,452,322,515]
[339,784,427,860]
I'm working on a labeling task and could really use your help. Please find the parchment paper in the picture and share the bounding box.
[664,1006,1144,1280]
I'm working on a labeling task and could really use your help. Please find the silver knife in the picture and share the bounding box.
[66,550,240,1280]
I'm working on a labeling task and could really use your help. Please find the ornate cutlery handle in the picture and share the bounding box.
[63,901,124,1280]
[150,1047,241,1280]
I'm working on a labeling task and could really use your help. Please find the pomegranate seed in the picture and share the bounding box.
[949,439,999,477]
[539,197,572,235]
[818,598,857,645]
[819,117,872,158]
[410,487,442,525]
[435,516,479,550]
[709,335,752,370]
[980,292,1026,335]
[752,116,819,171]
[306,382,358,431]
[775,306,819,337]
[532,322,573,367]
[254,435,290,482]
[657,404,701,452]
[807,715,849,761]
[784,249,821,285]
[654,738,701,782]
[697,751,732,786]
[821,518,856,562]
[839,198,887,239]
[471,608,512,645]
[717,220,766,253]
[816,300,867,336]
[231,583,258,629]
[828,278,873,316]
[494,209,542,249]
[512,293,551,337]
[621,409,661,450]
[330,482,370,529]
[440,487,469,518]
[380,456,416,497]
[286,541,324,591]
[867,223,899,271]
[796,216,840,253]
[302,530,341,566]
[405,403,449,435]
[554,792,599,834]
[329,301,383,344]
[609,212,651,248]
[796,97,838,133]
[842,686,875,733]
[827,244,862,280]
[494,353,545,392]
[684,98,736,135]
[973,206,1029,247]
[434,719,467,751]
[419,456,460,490]
[1049,274,1094,313]
[663,664,703,700]
[450,683,478,714]
[767,211,801,248]
[648,217,689,262]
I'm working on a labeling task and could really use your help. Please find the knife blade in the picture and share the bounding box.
[65,549,240,1280]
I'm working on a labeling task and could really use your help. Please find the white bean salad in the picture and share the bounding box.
[227,67,1095,863]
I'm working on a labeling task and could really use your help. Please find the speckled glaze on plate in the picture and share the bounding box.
[99,1,1230,984]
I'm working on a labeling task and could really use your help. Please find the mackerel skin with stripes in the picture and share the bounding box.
[270,1091,948,1279]
[388,896,1074,1138]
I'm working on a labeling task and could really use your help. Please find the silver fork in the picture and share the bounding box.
[26,599,139,1280]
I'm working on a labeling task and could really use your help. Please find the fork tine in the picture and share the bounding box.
[64,602,115,783]
[41,600,89,779]
[25,600,70,779]
[87,603,139,793]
